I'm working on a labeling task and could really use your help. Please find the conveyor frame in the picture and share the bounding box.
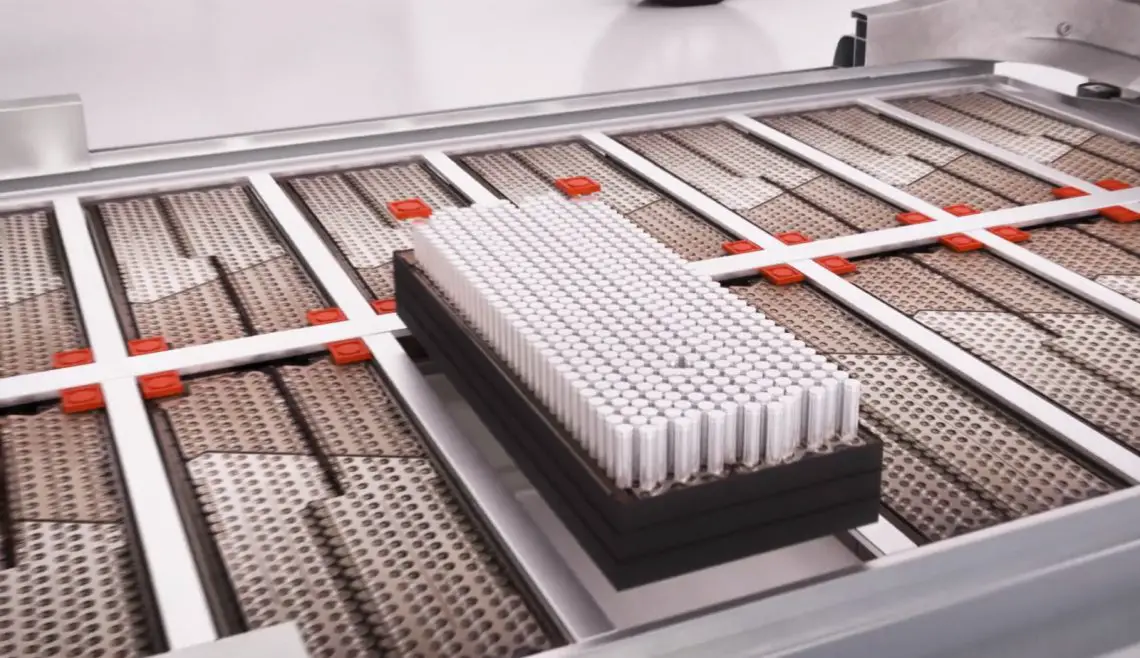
[3,59,1140,656]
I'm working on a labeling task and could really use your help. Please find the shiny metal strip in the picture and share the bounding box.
[422,151,501,204]
[584,131,1140,485]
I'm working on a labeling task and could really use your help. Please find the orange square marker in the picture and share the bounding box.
[943,204,980,217]
[722,240,761,255]
[139,371,184,400]
[371,298,398,314]
[1052,186,1089,199]
[52,348,94,369]
[939,234,985,252]
[776,231,812,245]
[896,211,933,225]
[759,265,805,286]
[1096,179,1132,191]
[387,198,432,220]
[128,336,169,356]
[61,385,104,414]
[307,308,347,326]
[988,226,1030,242]
[554,176,601,197]
[1101,206,1140,223]
[815,255,857,275]
[328,339,372,365]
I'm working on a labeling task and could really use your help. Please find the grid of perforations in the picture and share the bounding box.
[732,278,1115,543]
[94,186,324,348]
[0,408,156,656]
[1,210,85,377]
[160,360,552,657]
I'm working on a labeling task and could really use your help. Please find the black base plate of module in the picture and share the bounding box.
[394,251,882,588]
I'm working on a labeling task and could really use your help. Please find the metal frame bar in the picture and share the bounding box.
[581,131,1140,485]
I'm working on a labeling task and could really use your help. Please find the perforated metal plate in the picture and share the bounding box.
[288,162,465,299]
[916,93,1095,146]
[730,279,1114,543]
[791,176,901,232]
[841,247,1140,452]
[161,362,553,657]
[463,141,734,260]
[762,106,1056,208]
[95,185,324,347]
[1,210,86,377]
[890,98,1073,163]
[1051,149,1140,187]
[0,407,157,657]
[1099,275,1140,302]
[1021,226,1140,281]
[1080,220,1140,256]
[665,124,820,187]
[320,457,552,658]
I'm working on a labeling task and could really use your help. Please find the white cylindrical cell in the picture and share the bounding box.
[822,376,840,440]
[806,386,826,450]
[636,422,662,491]
[671,413,697,481]
[613,424,635,488]
[841,379,861,439]
[721,400,740,465]
[766,401,789,463]
[741,402,764,467]
[684,408,703,478]
[704,409,727,476]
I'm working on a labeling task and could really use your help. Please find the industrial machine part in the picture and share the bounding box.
[3,55,1140,657]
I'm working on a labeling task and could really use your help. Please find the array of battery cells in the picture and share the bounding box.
[887,92,1140,303]
[89,186,326,349]
[460,142,735,261]
[412,195,861,491]
[152,358,552,658]
[0,209,85,377]
[285,162,466,299]
[0,406,160,656]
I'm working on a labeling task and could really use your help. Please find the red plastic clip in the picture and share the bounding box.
[139,371,184,400]
[328,339,372,365]
[759,265,805,286]
[52,348,94,369]
[1052,186,1089,199]
[776,231,812,245]
[815,255,857,275]
[943,204,980,217]
[722,240,762,255]
[939,234,985,252]
[554,176,602,197]
[1101,206,1140,223]
[61,385,105,414]
[1096,179,1132,191]
[988,226,1031,243]
[128,336,169,356]
[387,198,433,220]
[371,298,398,314]
[896,211,933,225]
[307,307,348,326]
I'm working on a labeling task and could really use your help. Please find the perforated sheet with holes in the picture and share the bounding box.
[847,257,1002,315]
[0,408,156,657]
[1,211,86,377]
[891,98,1073,163]
[919,93,1095,146]
[741,194,858,240]
[729,278,1113,543]
[665,124,820,187]
[1051,149,1140,186]
[511,142,659,214]
[1080,220,1140,255]
[914,250,1091,314]
[625,199,730,260]
[1099,275,1140,302]
[95,185,323,347]
[1021,226,1140,279]
[162,362,553,657]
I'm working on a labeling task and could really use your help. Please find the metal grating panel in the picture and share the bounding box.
[890,98,1073,163]
[918,310,1140,450]
[163,187,285,271]
[1099,275,1140,302]
[847,257,1002,315]
[1051,149,1140,186]
[132,279,247,349]
[2,408,120,523]
[922,93,1095,145]
[741,193,856,239]
[790,176,901,232]
[1,210,64,304]
[159,370,308,459]
[229,255,326,335]
[665,124,819,187]
[619,132,783,211]
[460,151,554,204]
[288,174,411,270]
[625,198,732,261]
[357,266,396,300]
[902,169,1015,211]
[914,250,1092,314]
[513,142,659,214]
[347,163,464,219]
[801,106,962,165]
[277,361,425,457]
[940,153,1056,205]
[1021,226,1140,279]
[1079,220,1140,256]
[1,289,85,378]
[1083,134,1140,171]
[321,457,553,658]
[1033,313,1140,397]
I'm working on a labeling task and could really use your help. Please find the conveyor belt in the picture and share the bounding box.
[0,405,162,655]
[286,162,466,299]
[461,142,735,261]
[0,209,85,377]
[887,92,1140,302]
[153,357,555,657]
[90,186,326,348]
